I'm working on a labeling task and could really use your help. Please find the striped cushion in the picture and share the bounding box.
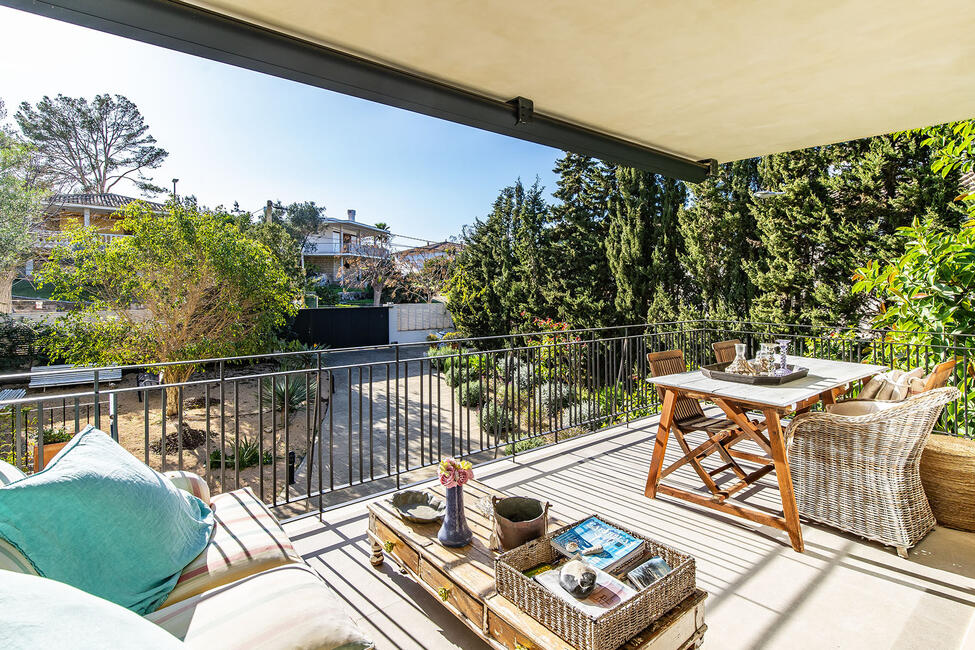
[164,471,211,504]
[145,564,372,649]
[158,487,301,608]
[0,459,25,486]
[0,537,38,575]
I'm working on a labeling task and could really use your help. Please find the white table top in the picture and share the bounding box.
[648,356,888,409]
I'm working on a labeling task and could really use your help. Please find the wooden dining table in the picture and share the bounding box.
[644,356,887,552]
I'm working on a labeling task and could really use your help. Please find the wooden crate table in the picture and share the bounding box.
[367,480,707,650]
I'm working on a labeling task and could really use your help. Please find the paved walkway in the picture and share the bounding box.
[291,346,492,510]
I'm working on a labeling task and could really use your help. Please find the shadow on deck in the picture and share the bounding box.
[283,413,975,650]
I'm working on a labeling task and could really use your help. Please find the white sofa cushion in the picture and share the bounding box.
[146,563,372,650]
[0,572,183,649]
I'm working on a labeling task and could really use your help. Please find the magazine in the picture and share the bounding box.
[551,517,643,572]
[533,566,637,619]
[627,556,672,590]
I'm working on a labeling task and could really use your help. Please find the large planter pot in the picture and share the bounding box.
[32,442,69,472]
[920,433,975,531]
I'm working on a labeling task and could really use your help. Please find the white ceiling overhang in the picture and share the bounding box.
[8,0,975,181]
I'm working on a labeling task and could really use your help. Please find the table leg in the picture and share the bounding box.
[763,408,804,552]
[370,540,385,567]
[645,388,676,498]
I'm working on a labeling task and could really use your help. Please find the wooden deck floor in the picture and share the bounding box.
[283,414,975,650]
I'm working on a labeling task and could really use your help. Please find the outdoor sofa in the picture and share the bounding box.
[0,458,372,649]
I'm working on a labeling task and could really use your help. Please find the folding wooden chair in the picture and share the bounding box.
[711,339,741,365]
[646,350,750,497]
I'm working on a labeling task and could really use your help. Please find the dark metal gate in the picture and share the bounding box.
[291,307,389,348]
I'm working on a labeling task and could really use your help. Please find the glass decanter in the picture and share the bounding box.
[756,343,778,375]
[726,343,757,375]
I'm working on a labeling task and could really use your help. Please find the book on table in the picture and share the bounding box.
[533,565,637,620]
[550,516,643,572]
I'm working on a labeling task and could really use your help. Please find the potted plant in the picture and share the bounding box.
[31,427,74,472]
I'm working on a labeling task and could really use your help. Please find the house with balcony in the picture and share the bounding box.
[302,209,391,284]
[26,193,164,276]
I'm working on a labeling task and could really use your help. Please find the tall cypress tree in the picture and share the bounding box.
[447,184,519,340]
[541,154,618,328]
[511,179,549,319]
[607,168,687,324]
[678,159,760,319]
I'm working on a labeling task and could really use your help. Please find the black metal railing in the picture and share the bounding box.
[1,320,970,517]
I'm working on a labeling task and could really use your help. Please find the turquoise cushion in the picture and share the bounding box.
[0,572,182,649]
[0,426,214,615]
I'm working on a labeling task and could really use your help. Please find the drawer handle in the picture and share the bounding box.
[437,586,451,602]
[382,540,395,552]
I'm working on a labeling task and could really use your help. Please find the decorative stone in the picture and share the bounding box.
[559,558,597,598]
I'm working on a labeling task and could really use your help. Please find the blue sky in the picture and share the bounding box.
[0,7,561,242]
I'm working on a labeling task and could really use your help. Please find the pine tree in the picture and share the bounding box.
[678,159,760,319]
[748,134,963,325]
[541,154,618,328]
[510,179,549,319]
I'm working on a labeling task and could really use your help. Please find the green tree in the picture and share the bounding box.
[541,154,617,328]
[748,134,961,325]
[447,183,523,340]
[510,180,549,318]
[679,159,760,318]
[16,94,168,195]
[284,201,325,251]
[607,168,687,323]
[37,200,298,412]
[0,99,47,313]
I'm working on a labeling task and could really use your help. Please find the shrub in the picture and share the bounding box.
[261,374,318,413]
[313,283,342,306]
[426,345,456,371]
[444,366,468,387]
[456,380,485,407]
[561,401,609,431]
[33,427,73,444]
[536,382,577,415]
[480,401,514,433]
[508,358,539,390]
[209,438,273,469]
[503,435,548,455]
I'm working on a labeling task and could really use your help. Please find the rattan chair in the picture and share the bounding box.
[712,339,741,365]
[786,386,960,557]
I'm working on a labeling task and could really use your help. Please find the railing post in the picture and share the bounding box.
[93,370,100,429]
[395,344,400,490]
[109,393,118,441]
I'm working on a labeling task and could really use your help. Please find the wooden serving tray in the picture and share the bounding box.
[700,361,808,385]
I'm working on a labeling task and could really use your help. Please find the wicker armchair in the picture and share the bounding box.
[786,387,960,557]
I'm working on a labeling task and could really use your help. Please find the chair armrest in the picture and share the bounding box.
[164,470,211,504]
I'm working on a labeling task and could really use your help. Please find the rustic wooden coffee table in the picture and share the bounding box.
[367,480,707,650]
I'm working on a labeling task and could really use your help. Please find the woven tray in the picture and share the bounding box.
[495,515,695,650]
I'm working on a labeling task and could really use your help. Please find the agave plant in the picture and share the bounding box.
[260,374,318,414]
[209,437,273,469]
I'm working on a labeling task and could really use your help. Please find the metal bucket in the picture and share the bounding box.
[492,495,549,550]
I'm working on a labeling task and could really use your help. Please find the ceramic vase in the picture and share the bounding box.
[438,485,473,547]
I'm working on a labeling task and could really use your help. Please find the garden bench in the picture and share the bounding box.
[27,365,122,389]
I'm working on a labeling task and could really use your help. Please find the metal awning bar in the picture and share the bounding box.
[3,0,710,181]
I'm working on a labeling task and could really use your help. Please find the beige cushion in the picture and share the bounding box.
[0,537,38,575]
[827,400,900,416]
[860,368,924,402]
[145,564,372,649]
[158,487,302,608]
[165,471,211,504]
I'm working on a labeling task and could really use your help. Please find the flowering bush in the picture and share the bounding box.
[438,457,474,488]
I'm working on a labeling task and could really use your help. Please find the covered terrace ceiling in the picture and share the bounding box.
[8,0,975,181]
